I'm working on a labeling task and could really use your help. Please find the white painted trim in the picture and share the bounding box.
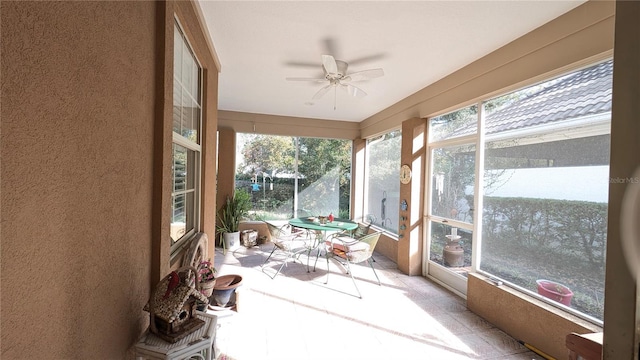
[426,262,468,297]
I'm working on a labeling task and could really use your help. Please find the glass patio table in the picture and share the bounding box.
[288,217,358,271]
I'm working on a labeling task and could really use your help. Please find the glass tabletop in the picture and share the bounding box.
[288,217,358,232]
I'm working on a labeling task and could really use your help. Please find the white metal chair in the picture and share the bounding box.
[261,222,312,279]
[324,231,382,298]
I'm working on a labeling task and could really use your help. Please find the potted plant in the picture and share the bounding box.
[196,259,217,297]
[216,189,251,251]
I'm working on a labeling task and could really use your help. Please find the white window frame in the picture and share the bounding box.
[424,108,480,296]
[364,129,402,236]
[170,19,203,255]
[423,59,612,325]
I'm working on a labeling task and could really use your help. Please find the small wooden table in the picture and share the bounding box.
[134,311,217,360]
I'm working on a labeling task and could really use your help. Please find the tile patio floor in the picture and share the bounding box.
[210,243,545,360]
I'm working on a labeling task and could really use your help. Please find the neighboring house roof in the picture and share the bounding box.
[455,59,613,137]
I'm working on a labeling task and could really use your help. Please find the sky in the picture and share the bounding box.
[485,165,610,203]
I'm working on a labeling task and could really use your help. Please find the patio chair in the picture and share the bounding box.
[330,220,374,262]
[261,222,312,279]
[352,221,372,239]
[325,231,382,298]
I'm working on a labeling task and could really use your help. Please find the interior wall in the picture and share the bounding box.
[1,0,220,357]
[218,110,360,140]
[201,69,219,248]
[397,117,426,275]
[603,0,640,358]
[1,1,156,358]
[351,138,366,222]
[374,235,398,263]
[468,274,601,359]
[216,127,237,237]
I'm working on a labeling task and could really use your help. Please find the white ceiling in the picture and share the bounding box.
[198,1,585,123]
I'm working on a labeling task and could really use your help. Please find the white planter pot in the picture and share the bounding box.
[223,232,240,251]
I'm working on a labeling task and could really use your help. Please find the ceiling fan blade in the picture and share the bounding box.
[286,77,327,83]
[284,61,319,68]
[341,83,367,98]
[312,84,333,100]
[322,37,339,59]
[343,68,385,82]
[322,55,338,75]
[348,53,387,66]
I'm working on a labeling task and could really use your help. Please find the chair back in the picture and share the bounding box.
[358,231,382,256]
[339,231,382,264]
[353,222,372,239]
[266,221,307,242]
[265,222,286,238]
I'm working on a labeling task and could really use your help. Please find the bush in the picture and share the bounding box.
[481,196,607,319]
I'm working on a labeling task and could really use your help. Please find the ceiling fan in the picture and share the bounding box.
[286,55,384,109]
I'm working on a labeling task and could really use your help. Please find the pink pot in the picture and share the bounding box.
[536,279,573,306]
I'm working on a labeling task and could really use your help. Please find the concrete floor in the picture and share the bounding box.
[209,242,545,360]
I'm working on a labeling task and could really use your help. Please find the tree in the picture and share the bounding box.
[297,137,352,215]
[237,135,295,177]
[236,134,352,218]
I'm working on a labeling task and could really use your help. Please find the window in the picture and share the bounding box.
[426,106,478,292]
[479,60,612,322]
[365,130,401,233]
[171,22,202,251]
[424,60,612,322]
[235,134,352,220]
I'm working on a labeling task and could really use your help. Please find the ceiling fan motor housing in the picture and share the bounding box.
[326,60,349,79]
[285,54,384,105]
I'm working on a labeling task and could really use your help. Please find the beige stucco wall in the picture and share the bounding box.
[216,127,236,225]
[1,1,156,358]
[218,110,360,140]
[397,118,426,275]
[1,0,219,358]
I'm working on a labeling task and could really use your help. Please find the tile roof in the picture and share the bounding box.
[456,60,613,136]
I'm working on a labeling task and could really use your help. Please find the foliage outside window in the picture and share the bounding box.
[429,105,477,142]
[365,130,401,233]
[171,22,202,251]
[235,134,351,220]
[428,106,477,269]
[479,60,612,321]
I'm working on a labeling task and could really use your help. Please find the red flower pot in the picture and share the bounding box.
[536,279,573,306]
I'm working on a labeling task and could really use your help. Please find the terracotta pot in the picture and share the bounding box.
[199,279,216,297]
[212,274,243,307]
[536,279,573,306]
